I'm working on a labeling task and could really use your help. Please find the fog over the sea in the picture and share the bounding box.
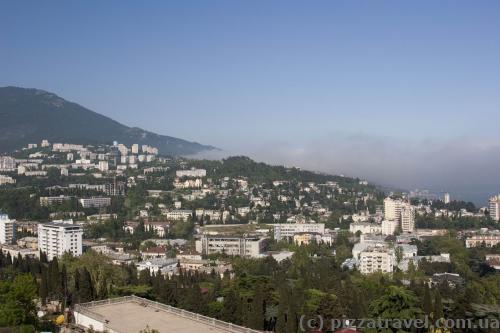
[191,133,500,206]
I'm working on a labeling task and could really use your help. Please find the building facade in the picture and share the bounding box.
[401,206,415,233]
[384,197,403,221]
[195,234,267,257]
[359,246,394,274]
[79,197,111,208]
[489,195,500,222]
[0,213,15,245]
[38,222,83,259]
[273,223,325,241]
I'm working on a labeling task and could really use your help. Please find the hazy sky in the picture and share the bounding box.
[1,1,500,203]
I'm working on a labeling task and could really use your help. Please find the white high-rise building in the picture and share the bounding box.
[443,193,451,204]
[131,144,139,154]
[0,213,15,245]
[38,222,83,260]
[384,197,403,221]
[489,195,500,222]
[401,205,415,233]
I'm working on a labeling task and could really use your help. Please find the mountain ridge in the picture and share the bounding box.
[0,86,217,155]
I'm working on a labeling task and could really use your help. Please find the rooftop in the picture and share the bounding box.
[75,296,261,333]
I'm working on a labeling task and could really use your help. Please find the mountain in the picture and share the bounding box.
[0,87,216,155]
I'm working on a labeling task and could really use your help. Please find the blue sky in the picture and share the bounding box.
[1,1,500,203]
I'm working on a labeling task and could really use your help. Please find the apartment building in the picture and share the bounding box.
[38,222,83,260]
[166,210,192,221]
[79,197,111,208]
[489,195,500,222]
[384,197,403,221]
[176,168,207,178]
[401,206,415,233]
[273,223,325,241]
[195,234,267,257]
[0,156,16,171]
[381,220,398,236]
[359,245,395,274]
[0,213,15,245]
[40,195,72,207]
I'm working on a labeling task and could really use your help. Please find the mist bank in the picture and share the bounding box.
[186,133,500,206]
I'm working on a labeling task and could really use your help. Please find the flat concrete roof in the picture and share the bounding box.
[79,299,250,333]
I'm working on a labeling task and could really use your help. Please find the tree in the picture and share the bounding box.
[370,286,422,333]
[78,268,94,303]
[434,290,444,319]
[423,285,433,315]
[247,286,265,330]
[221,289,241,324]
[39,268,48,305]
[0,274,38,327]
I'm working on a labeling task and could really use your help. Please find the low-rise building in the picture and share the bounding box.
[465,230,500,248]
[0,175,16,185]
[273,223,325,241]
[349,222,382,235]
[40,195,72,206]
[136,258,178,275]
[195,234,267,257]
[79,197,111,208]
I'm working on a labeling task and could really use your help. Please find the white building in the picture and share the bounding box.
[444,193,451,204]
[384,197,403,221]
[0,213,15,245]
[79,197,111,208]
[0,175,16,185]
[381,220,398,236]
[176,168,207,178]
[0,156,16,171]
[166,210,192,221]
[98,161,109,172]
[465,230,500,248]
[273,223,325,241]
[195,234,267,257]
[136,258,178,275]
[131,144,139,154]
[349,222,382,235]
[38,222,83,260]
[359,245,394,274]
[489,195,500,222]
[401,206,415,233]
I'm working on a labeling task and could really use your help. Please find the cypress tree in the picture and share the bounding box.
[434,290,444,319]
[423,285,433,315]
[79,267,94,303]
[221,289,241,324]
[39,268,49,305]
[61,264,68,307]
[275,287,287,333]
[247,286,265,330]
[73,268,81,304]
